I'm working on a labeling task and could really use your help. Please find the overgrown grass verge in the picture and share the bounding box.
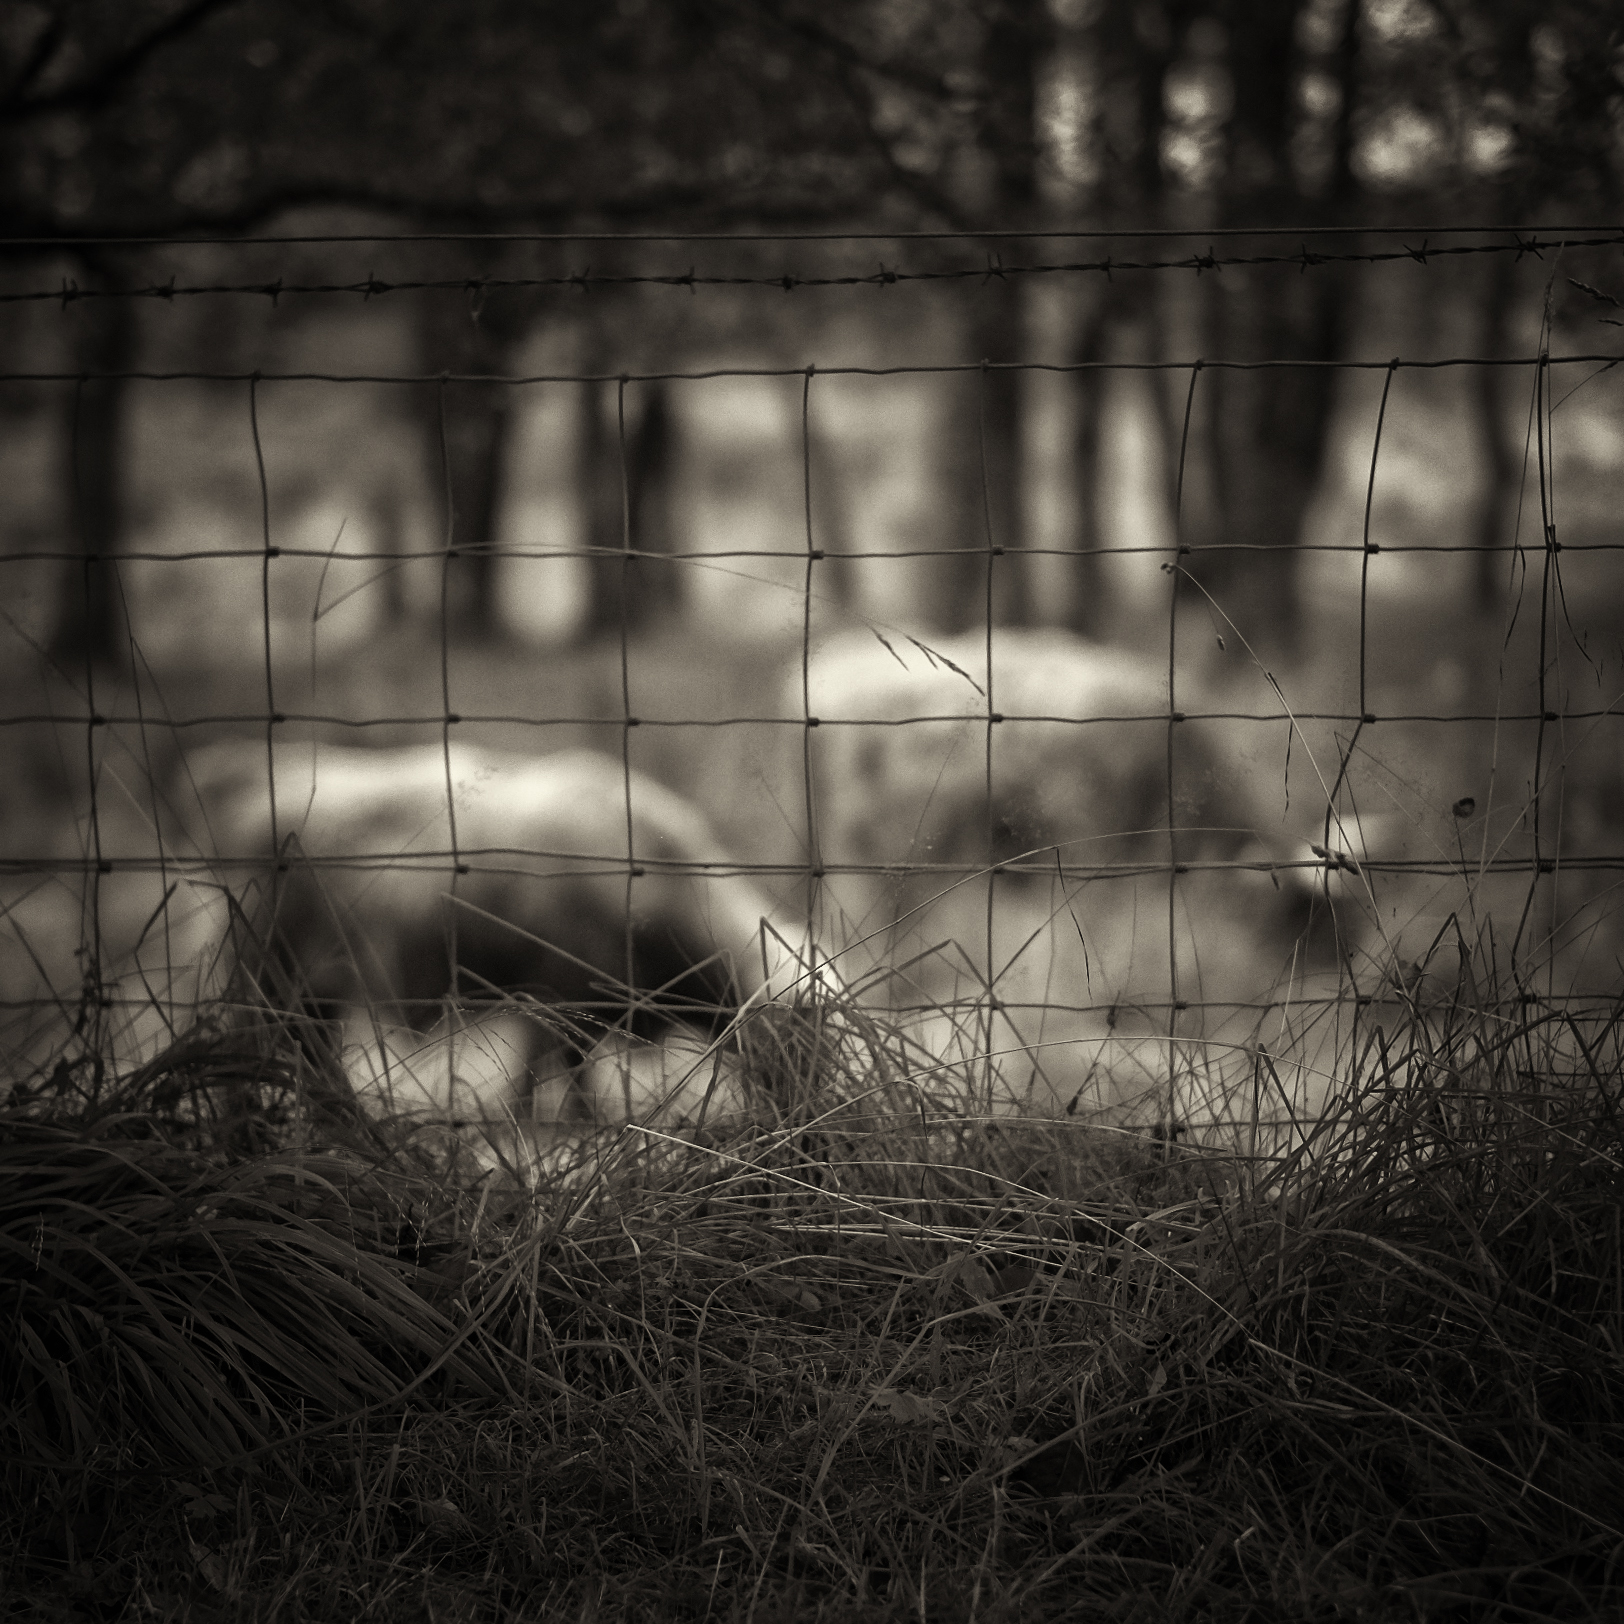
[3,963,1622,1623]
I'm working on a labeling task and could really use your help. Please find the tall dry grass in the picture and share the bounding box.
[2,921,1621,1623]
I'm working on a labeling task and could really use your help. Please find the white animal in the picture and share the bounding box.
[169,741,821,1134]
[797,628,1335,1124]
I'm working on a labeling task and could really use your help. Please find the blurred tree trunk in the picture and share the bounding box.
[1057,0,1178,638]
[1193,255,1350,652]
[967,0,1053,631]
[414,278,535,637]
[1471,246,1518,612]
[937,385,996,633]
[1063,277,1180,638]
[443,376,514,633]
[49,271,133,669]
[973,286,1027,628]
[625,379,680,624]
[806,415,855,613]
[1182,0,1358,658]
[1061,286,1109,637]
[580,373,676,640]
[374,478,413,622]
[578,373,619,639]
[1052,272,1182,633]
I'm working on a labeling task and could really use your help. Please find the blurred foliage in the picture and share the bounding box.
[0,0,977,234]
[0,0,1619,239]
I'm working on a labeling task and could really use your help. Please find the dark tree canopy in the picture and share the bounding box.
[0,0,984,235]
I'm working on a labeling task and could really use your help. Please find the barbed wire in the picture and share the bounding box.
[4,230,1622,306]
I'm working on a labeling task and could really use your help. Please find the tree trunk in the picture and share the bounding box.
[1061,285,1116,639]
[805,411,855,613]
[974,274,1028,628]
[627,379,679,623]
[1189,256,1348,655]
[580,374,676,640]
[49,278,134,669]
[1471,248,1518,613]
[1180,0,1360,659]
[1061,274,1182,638]
[443,377,513,634]
[966,0,1052,630]
[1049,0,1179,637]
[414,278,537,636]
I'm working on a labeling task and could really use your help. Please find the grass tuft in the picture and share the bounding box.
[3,941,1621,1621]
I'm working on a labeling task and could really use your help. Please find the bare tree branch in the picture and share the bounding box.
[812,50,976,231]
[751,0,962,104]
[0,0,247,124]
[0,11,66,112]
[0,167,921,251]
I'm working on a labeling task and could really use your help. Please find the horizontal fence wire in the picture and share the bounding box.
[2,228,1621,305]
[0,858,1610,883]
[3,353,1622,378]
[4,540,1623,561]
[3,225,1621,1129]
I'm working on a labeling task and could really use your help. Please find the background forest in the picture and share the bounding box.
[4,0,1622,649]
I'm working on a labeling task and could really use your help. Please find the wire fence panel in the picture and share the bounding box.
[3,226,1622,1138]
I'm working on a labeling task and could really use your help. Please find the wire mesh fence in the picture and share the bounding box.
[3,226,1622,1139]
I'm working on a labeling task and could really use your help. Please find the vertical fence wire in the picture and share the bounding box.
[1320,358,1398,909]
[799,366,823,963]
[435,378,465,1062]
[1483,319,1544,947]
[1166,360,1203,1134]
[616,376,639,1037]
[1358,363,1400,726]
[249,373,280,930]
[70,373,108,1062]
[1514,291,1559,973]
[1306,353,1396,1097]
[976,360,1000,1107]
[123,534,171,1040]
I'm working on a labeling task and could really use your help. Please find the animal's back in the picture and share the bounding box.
[182,741,667,859]
[173,739,808,1024]
[801,628,1225,874]
[793,628,1333,1122]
